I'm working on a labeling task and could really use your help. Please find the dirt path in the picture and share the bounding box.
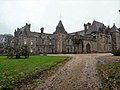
[35,53,111,90]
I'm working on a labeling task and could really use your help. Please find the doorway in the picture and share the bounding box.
[67,48,69,54]
[86,43,91,53]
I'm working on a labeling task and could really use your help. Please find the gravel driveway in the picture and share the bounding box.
[35,53,111,90]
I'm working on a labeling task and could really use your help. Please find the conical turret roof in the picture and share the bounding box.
[54,20,67,34]
[110,24,119,32]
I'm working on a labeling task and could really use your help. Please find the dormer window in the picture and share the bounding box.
[30,49,33,53]
[49,42,52,45]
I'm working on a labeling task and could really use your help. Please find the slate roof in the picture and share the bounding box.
[69,30,85,36]
[86,20,104,34]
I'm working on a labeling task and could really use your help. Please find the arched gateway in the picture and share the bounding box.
[86,43,91,53]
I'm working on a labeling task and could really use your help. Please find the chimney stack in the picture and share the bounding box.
[40,27,44,33]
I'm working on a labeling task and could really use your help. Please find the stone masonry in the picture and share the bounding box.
[14,20,120,54]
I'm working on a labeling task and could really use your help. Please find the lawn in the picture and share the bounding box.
[0,56,68,89]
[97,56,120,90]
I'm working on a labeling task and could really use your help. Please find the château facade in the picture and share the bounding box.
[14,20,120,54]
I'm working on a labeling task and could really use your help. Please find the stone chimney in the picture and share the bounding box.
[84,24,87,30]
[87,22,91,29]
[40,27,44,33]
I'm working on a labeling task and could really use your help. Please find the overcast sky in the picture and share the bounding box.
[0,0,120,35]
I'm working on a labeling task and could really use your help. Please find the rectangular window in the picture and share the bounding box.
[30,49,33,53]
[24,41,26,44]
[31,41,33,45]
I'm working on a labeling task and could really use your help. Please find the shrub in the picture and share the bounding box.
[112,49,120,56]
[5,45,30,59]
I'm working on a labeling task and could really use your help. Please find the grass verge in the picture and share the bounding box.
[0,56,69,89]
[97,56,120,90]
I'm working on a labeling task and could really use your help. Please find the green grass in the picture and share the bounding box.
[97,62,120,90]
[0,56,68,89]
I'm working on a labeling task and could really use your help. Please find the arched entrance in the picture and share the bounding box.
[86,43,91,53]
[67,48,69,54]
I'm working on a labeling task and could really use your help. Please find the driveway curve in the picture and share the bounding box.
[35,53,111,90]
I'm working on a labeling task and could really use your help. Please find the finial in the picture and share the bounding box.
[60,13,62,20]
[113,23,115,26]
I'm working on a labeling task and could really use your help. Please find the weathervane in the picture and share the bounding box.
[60,14,62,20]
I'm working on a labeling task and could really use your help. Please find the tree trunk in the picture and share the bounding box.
[16,54,20,59]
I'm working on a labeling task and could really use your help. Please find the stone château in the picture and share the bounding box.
[14,20,120,54]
